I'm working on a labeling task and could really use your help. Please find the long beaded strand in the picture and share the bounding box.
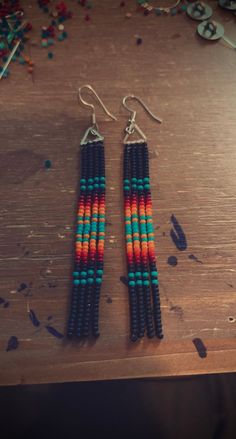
[92,141,106,337]
[124,144,139,342]
[76,142,92,337]
[137,143,155,338]
[82,142,95,336]
[67,143,87,338]
[130,144,146,338]
[85,141,99,337]
[142,142,163,339]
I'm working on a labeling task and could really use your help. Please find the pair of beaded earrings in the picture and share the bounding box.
[67,85,163,342]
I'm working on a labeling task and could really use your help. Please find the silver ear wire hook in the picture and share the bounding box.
[78,84,117,127]
[78,85,117,145]
[122,95,162,144]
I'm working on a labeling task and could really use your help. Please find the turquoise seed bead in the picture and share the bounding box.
[129,280,135,287]
[97,269,103,276]
[135,272,141,278]
[138,179,142,184]
[73,279,80,285]
[73,272,79,277]
[136,280,142,286]
[81,185,86,191]
[96,278,102,284]
[100,183,106,189]
[100,176,105,182]
[80,178,86,184]
[81,271,86,278]
[143,280,150,286]
[152,279,159,285]
[131,177,137,183]
[81,279,87,285]
[151,271,158,277]
[94,183,99,189]
[88,269,94,275]
[87,278,94,285]
[138,185,143,191]
[88,178,93,183]
[128,273,135,279]
[144,184,150,190]
[124,179,129,184]
[94,177,99,182]
[88,185,93,191]
[124,186,130,191]
[143,177,149,183]
[132,184,137,190]
[143,272,149,279]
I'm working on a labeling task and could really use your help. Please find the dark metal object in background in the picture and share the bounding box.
[218,0,236,11]
[187,2,213,20]
[197,19,236,48]
[197,20,225,40]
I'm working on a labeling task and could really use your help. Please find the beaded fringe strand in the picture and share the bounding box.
[67,140,105,338]
[123,142,163,341]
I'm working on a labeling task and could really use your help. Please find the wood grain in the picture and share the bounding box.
[0,1,236,385]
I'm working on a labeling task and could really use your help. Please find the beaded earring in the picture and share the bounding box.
[122,95,164,341]
[67,85,117,339]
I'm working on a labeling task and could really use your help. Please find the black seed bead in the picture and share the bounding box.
[129,287,138,341]
[136,285,145,337]
[76,285,86,337]
[151,284,163,338]
[94,142,100,179]
[124,144,131,181]
[82,285,93,337]
[136,143,144,180]
[131,144,138,179]
[92,285,101,337]
[143,285,155,338]
[141,143,150,179]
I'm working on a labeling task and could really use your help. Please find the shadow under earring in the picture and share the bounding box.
[122,95,164,341]
[67,85,117,339]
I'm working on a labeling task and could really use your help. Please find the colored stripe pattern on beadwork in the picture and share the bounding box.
[123,141,163,341]
[67,140,105,338]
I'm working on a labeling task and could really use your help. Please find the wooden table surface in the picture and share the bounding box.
[0,0,236,386]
